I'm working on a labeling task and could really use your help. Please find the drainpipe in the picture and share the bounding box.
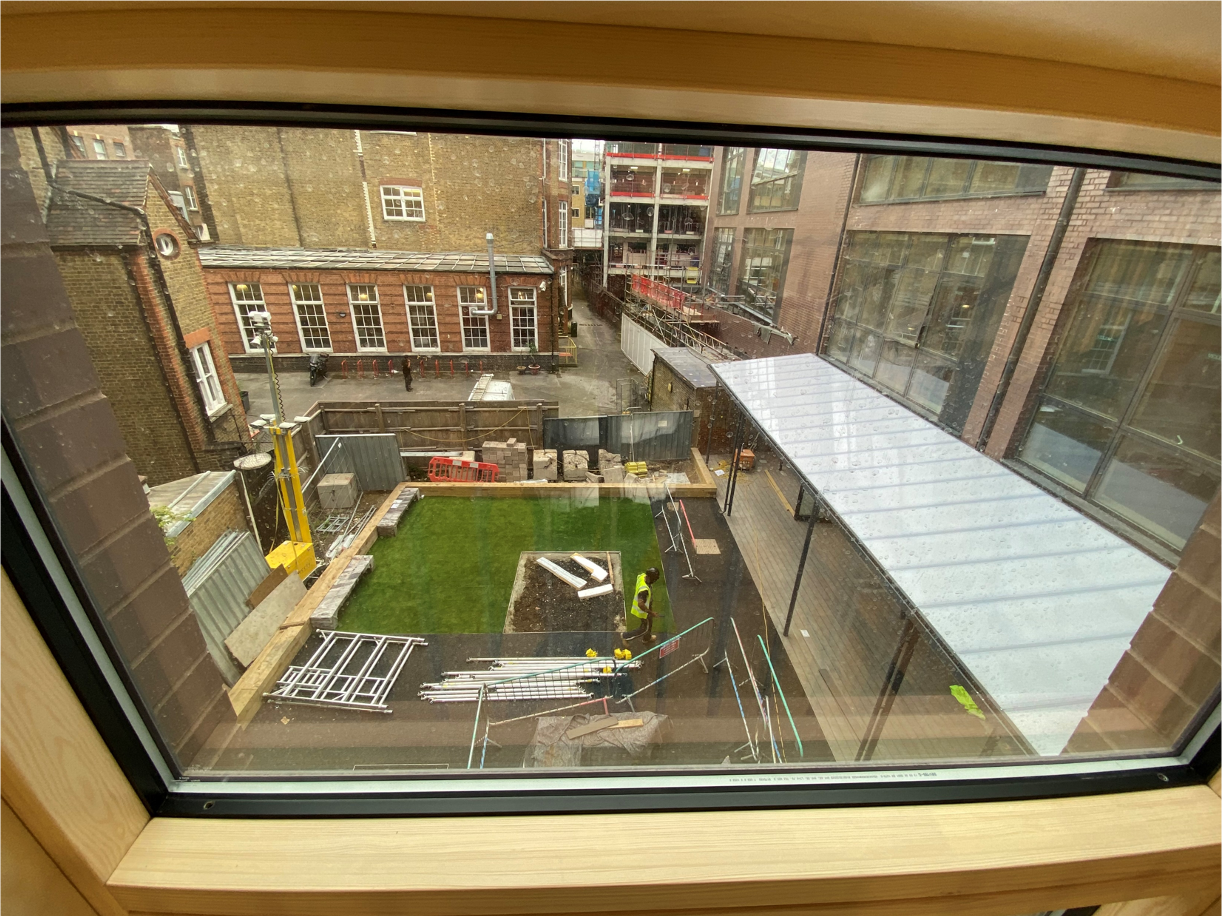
[467,232,499,317]
[354,129,378,249]
[977,167,1086,452]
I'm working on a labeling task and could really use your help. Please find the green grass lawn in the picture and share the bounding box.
[340,496,672,635]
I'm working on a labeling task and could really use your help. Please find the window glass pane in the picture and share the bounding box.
[1128,318,1221,459]
[858,156,895,202]
[1043,242,1192,419]
[923,158,972,197]
[1095,436,1220,549]
[1109,170,1220,191]
[290,283,331,350]
[1017,401,1115,492]
[1184,250,1221,313]
[5,122,1218,789]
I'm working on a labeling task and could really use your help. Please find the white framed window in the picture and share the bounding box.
[93,138,108,159]
[229,282,270,353]
[183,186,198,210]
[558,202,569,248]
[381,185,425,221]
[113,141,127,159]
[289,283,332,351]
[347,284,386,351]
[190,342,227,416]
[559,140,569,181]
[404,285,439,350]
[458,287,490,351]
[176,146,188,168]
[510,287,537,351]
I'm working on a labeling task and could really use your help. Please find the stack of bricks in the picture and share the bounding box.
[482,438,529,482]
[563,450,589,481]
[531,449,558,482]
[599,449,626,484]
[376,488,420,538]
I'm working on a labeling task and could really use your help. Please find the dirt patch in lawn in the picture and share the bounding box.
[505,552,624,633]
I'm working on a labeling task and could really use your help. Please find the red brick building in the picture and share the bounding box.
[41,156,251,485]
[199,246,560,371]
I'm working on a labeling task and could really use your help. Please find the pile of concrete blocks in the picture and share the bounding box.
[310,554,375,630]
[377,487,421,538]
[563,450,589,481]
[598,449,626,483]
[482,439,529,482]
[532,448,558,482]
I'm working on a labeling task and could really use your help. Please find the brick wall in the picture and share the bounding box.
[190,126,551,254]
[2,127,234,767]
[704,150,855,352]
[144,183,250,455]
[168,481,249,576]
[204,266,557,359]
[53,249,199,485]
[1066,493,1221,754]
[128,126,206,234]
[11,127,49,217]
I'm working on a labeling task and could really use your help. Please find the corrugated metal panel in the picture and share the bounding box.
[183,530,269,686]
[621,313,665,376]
[544,412,693,461]
[712,353,1172,756]
[315,433,405,491]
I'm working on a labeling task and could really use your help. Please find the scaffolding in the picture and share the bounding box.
[265,631,427,713]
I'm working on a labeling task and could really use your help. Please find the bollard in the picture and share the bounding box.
[371,360,380,379]
[450,359,454,378]
[434,358,439,378]
[356,359,364,379]
[340,359,349,379]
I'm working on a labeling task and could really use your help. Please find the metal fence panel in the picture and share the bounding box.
[315,433,405,491]
[620,313,665,375]
[544,411,692,461]
[183,530,269,685]
[607,411,693,461]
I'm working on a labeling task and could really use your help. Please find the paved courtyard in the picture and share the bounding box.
[238,297,640,420]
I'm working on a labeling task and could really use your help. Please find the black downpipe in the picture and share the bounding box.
[977,167,1086,451]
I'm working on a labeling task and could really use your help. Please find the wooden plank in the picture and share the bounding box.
[226,624,311,725]
[1,800,100,916]
[1,572,146,916]
[107,788,1221,916]
[564,718,617,739]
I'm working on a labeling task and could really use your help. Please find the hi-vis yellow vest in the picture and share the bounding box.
[629,572,652,618]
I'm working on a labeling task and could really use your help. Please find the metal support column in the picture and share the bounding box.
[723,410,744,515]
[725,413,746,517]
[705,383,719,468]
[855,616,920,762]
[783,491,819,637]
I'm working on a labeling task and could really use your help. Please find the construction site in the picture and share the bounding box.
[161,253,1201,776]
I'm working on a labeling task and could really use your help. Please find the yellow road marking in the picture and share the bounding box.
[764,469,794,515]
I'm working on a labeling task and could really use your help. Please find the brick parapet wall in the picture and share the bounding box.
[2,127,233,766]
[168,482,249,576]
[1066,494,1221,754]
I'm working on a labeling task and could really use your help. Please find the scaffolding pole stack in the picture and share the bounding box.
[654,481,699,582]
[419,657,642,703]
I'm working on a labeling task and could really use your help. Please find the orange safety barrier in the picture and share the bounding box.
[427,456,499,483]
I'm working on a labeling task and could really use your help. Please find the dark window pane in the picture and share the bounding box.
[1108,170,1221,191]
[849,327,882,375]
[1095,436,1221,549]
[922,275,983,358]
[1129,318,1222,460]
[891,157,929,199]
[924,159,973,197]
[908,350,955,413]
[827,318,855,362]
[1184,250,1221,314]
[858,156,895,202]
[717,147,745,215]
[969,162,1022,194]
[1044,243,1193,419]
[1017,401,1115,492]
[883,268,939,344]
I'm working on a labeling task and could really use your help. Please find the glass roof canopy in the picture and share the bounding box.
[711,353,1172,756]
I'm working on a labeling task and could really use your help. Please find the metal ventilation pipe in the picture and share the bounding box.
[468,232,499,316]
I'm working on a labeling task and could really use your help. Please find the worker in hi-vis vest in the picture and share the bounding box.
[625,567,660,643]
